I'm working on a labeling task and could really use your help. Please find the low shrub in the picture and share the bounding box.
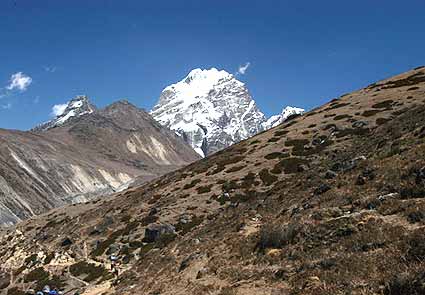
[264,152,289,160]
[333,114,352,121]
[175,215,204,235]
[196,184,213,194]
[372,100,393,109]
[70,261,109,283]
[240,172,256,187]
[384,271,425,295]
[183,179,202,190]
[275,157,308,174]
[407,230,425,262]
[259,169,278,186]
[274,130,289,137]
[140,215,159,226]
[225,165,244,173]
[256,223,299,252]
[7,288,25,295]
[362,109,384,117]
[268,137,280,143]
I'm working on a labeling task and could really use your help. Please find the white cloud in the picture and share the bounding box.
[1,103,12,110]
[238,62,251,75]
[43,66,57,73]
[7,72,32,91]
[51,103,67,117]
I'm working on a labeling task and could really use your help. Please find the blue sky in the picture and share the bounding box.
[0,0,424,130]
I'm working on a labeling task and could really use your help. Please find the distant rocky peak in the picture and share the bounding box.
[32,95,96,131]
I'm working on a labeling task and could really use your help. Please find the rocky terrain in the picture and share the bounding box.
[0,97,199,226]
[1,66,425,294]
[151,68,304,157]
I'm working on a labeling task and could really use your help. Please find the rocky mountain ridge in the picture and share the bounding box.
[0,97,199,226]
[151,68,304,157]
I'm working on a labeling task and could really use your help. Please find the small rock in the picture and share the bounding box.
[324,170,337,179]
[377,193,399,201]
[196,267,208,279]
[415,166,425,184]
[106,244,120,255]
[61,237,73,247]
[314,184,331,195]
[148,207,158,216]
[362,168,376,180]
[266,248,282,257]
[355,175,366,185]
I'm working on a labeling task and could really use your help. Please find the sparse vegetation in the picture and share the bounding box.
[275,157,308,174]
[362,109,384,117]
[196,184,213,194]
[183,179,202,189]
[372,100,394,109]
[70,261,109,283]
[175,215,204,235]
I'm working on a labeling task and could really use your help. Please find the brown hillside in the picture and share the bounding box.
[1,66,425,295]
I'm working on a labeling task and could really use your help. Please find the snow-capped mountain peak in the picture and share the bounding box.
[151,68,266,157]
[264,106,305,129]
[33,95,96,131]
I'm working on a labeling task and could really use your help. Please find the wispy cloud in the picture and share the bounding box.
[237,62,251,75]
[43,66,57,73]
[51,103,67,117]
[33,96,40,104]
[6,72,32,91]
[1,103,12,110]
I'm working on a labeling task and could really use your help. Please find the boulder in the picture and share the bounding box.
[106,244,120,255]
[352,121,368,128]
[61,237,73,247]
[143,223,175,243]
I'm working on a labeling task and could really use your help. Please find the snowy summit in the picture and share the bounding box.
[264,106,305,129]
[33,95,96,131]
[151,68,303,157]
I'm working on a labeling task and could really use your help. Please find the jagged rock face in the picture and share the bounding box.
[264,106,305,129]
[32,95,96,131]
[0,98,199,226]
[151,68,268,157]
[151,68,304,157]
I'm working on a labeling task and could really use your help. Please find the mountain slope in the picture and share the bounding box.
[151,68,302,157]
[0,98,199,226]
[1,67,425,295]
